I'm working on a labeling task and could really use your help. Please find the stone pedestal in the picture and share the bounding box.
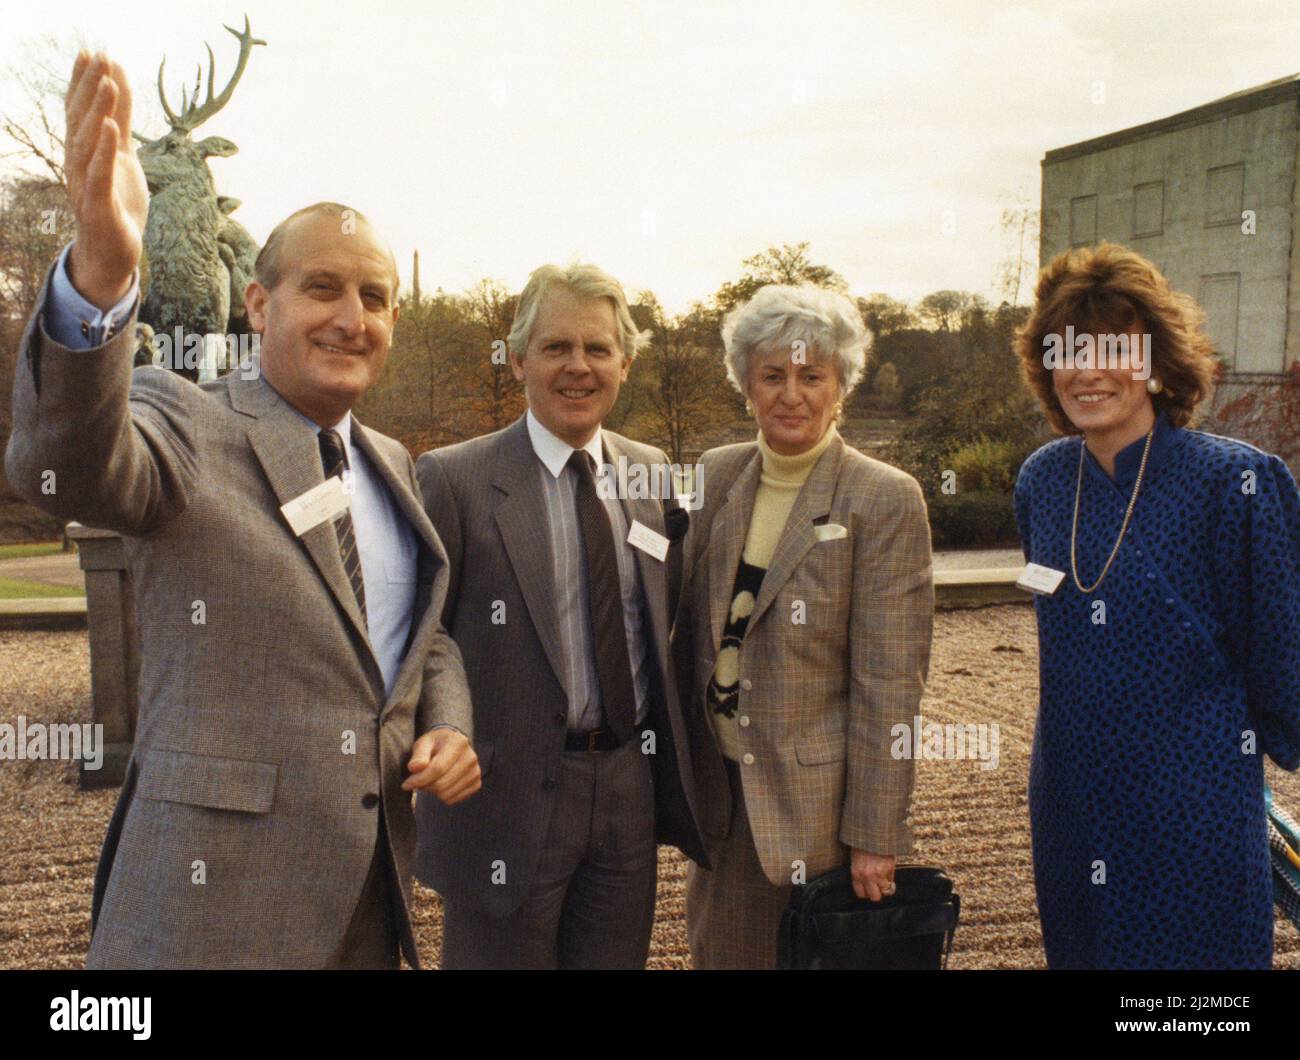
[66,523,138,789]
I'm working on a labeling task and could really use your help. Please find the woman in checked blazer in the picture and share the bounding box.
[672,284,935,969]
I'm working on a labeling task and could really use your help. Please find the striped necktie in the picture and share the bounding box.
[318,428,368,626]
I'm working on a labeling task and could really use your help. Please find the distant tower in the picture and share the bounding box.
[412,249,421,308]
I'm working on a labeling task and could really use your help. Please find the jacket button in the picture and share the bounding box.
[361,793,380,809]
[738,715,751,727]
[740,679,752,691]
[553,712,566,727]
[542,778,557,792]
[742,753,755,765]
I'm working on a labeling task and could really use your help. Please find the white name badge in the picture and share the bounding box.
[627,519,670,562]
[815,522,847,542]
[281,476,351,537]
[1017,562,1066,596]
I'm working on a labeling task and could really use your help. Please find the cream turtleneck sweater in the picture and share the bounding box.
[742,424,839,568]
[707,424,838,760]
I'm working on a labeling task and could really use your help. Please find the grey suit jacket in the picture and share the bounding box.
[672,434,934,886]
[3,266,473,968]
[413,415,708,917]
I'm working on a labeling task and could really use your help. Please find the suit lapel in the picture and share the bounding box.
[747,434,844,632]
[707,448,761,653]
[492,418,570,695]
[231,374,384,696]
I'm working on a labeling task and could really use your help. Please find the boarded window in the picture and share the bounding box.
[1199,272,1240,369]
[1206,164,1244,227]
[1133,181,1163,237]
[1070,195,1097,247]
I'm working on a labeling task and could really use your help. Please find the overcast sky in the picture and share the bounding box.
[3,1,1298,312]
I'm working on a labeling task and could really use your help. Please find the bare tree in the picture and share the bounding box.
[628,294,738,463]
[361,288,469,452]
[0,175,76,313]
[0,33,85,184]
[997,200,1040,306]
[361,278,527,452]
[459,278,524,434]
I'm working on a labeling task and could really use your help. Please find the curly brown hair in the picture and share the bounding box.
[1014,242,1218,434]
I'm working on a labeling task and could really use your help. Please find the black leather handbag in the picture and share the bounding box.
[777,866,960,969]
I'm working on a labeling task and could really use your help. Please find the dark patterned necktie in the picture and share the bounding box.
[318,428,368,626]
[567,449,637,741]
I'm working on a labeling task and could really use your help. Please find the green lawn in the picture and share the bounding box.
[0,578,84,599]
[0,541,66,559]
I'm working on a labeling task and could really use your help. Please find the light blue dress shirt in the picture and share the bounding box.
[281,404,419,697]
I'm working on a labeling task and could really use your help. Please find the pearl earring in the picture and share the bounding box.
[745,399,754,416]
[1146,377,1163,395]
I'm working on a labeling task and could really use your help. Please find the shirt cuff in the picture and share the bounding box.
[46,243,140,350]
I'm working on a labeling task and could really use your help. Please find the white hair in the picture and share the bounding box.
[508,262,649,361]
[721,283,870,396]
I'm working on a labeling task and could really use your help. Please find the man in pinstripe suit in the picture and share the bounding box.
[413,263,708,968]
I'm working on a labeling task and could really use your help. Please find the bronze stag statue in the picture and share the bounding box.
[132,16,265,381]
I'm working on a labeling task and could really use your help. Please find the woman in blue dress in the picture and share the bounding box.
[1012,242,1300,968]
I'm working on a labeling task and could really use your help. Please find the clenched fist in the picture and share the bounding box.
[401,726,481,805]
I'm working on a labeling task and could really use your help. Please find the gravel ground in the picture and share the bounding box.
[2,607,1297,970]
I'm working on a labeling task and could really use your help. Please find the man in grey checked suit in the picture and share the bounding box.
[4,53,479,968]
[414,263,709,968]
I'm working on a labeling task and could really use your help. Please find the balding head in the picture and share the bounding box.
[254,202,399,297]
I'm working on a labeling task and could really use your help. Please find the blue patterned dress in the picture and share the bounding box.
[1013,412,1300,968]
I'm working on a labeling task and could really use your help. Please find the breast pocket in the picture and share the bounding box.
[786,538,853,643]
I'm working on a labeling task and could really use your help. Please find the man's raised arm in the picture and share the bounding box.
[4,52,198,536]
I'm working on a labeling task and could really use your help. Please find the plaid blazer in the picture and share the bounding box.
[672,433,934,886]
[3,265,473,968]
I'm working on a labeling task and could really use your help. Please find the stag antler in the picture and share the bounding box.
[157,15,266,133]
